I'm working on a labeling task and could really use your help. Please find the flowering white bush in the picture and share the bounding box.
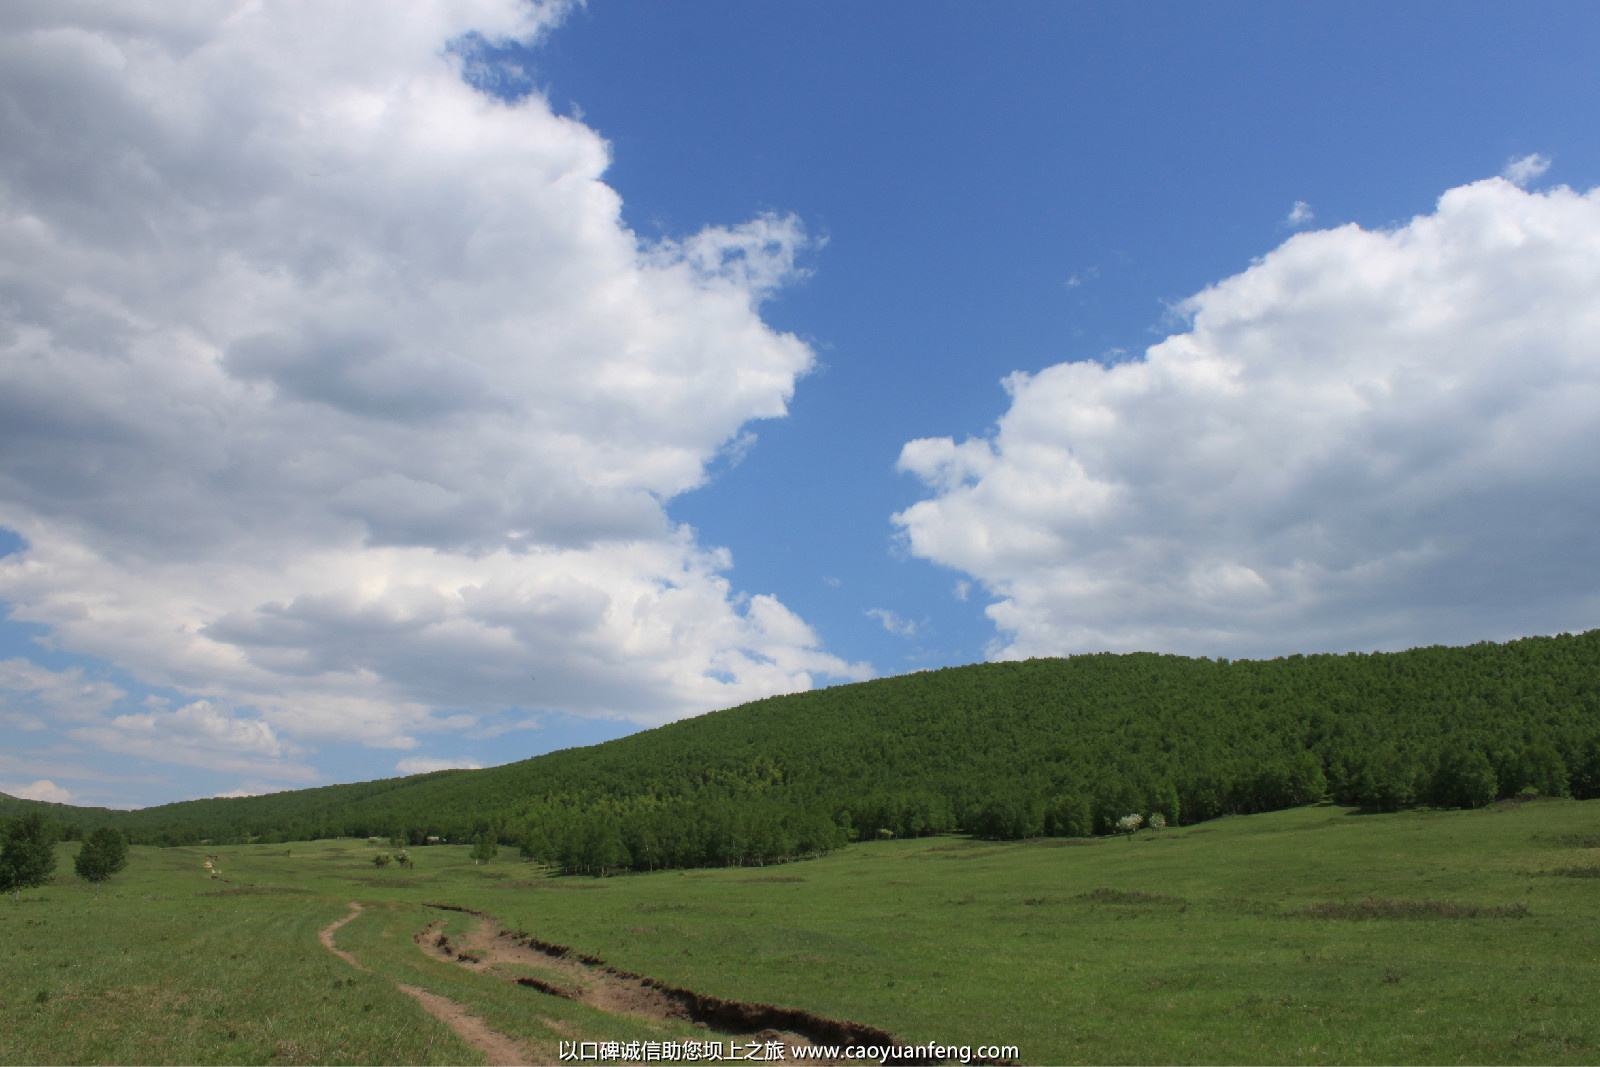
[1115,813,1145,834]
[1148,813,1167,830]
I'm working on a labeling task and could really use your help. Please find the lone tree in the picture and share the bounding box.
[74,826,128,899]
[1,812,59,902]
[470,832,498,866]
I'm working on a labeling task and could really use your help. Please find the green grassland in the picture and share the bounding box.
[6,798,1600,1065]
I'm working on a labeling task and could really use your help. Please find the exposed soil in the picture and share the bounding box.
[317,902,369,972]
[416,904,932,1065]
[318,903,532,1066]
[393,981,531,1067]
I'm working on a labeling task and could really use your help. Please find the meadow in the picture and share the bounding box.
[3,798,1599,1065]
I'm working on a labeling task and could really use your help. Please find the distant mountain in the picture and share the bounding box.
[9,632,1600,871]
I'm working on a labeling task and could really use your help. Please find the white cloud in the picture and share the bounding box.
[1,779,74,804]
[953,580,970,602]
[1502,153,1551,188]
[896,176,1600,660]
[1285,200,1314,226]
[396,756,484,775]
[0,1,867,767]
[68,698,318,781]
[0,658,126,721]
[866,608,919,638]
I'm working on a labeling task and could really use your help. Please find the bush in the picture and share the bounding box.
[1,813,57,901]
[73,827,128,898]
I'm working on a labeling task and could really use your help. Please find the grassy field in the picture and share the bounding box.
[4,799,1599,1065]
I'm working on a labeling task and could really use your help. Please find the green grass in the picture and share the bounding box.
[0,846,472,1065]
[5,800,1600,1064]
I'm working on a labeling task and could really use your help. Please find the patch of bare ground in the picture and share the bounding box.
[394,982,530,1067]
[318,902,369,972]
[417,904,949,1066]
[319,903,532,1066]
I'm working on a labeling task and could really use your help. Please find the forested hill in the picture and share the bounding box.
[8,631,1600,871]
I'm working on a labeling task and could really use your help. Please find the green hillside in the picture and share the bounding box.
[8,631,1600,869]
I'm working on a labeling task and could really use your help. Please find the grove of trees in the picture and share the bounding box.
[5,631,1600,875]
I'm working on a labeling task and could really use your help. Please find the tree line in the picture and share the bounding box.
[6,630,1600,873]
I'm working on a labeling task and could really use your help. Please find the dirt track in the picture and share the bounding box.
[414,905,935,1066]
[318,903,531,1066]
[320,901,958,1066]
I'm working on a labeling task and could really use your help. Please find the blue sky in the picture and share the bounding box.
[3,1,1600,808]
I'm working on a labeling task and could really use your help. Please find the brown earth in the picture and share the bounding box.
[321,899,972,1066]
[414,904,944,1066]
[318,902,532,1066]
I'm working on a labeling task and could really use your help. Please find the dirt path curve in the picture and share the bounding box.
[318,901,370,970]
[392,982,529,1067]
[319,902,530,1067]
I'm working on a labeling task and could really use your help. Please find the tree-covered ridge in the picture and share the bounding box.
[7,631,1600,871]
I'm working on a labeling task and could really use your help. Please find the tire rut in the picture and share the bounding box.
[319,902,532,1067]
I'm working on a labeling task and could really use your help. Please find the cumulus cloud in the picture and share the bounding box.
[68,698,318,781]
[1502,153,1551,188]
[1285,200,1315,226]
[897,176,1600,659]
[0,779,74,804]
[0,0,866,774]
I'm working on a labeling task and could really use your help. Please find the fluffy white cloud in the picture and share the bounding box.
[67,697,317,780]
[396,756,484,776]
[897,176,1600,660]
[1502,153,1551,188]
[1285,200,1314,226]
[0,0,866,769]
[0,779,74,804]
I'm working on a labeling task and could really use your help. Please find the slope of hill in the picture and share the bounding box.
[8,631,1600,869]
